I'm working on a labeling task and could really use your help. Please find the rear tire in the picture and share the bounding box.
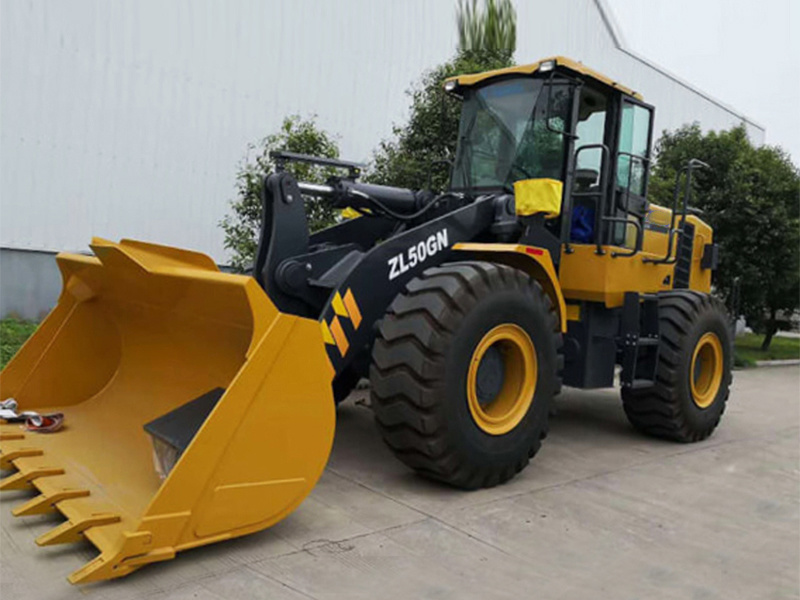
[621,291,732,442]
[370,261,562,489]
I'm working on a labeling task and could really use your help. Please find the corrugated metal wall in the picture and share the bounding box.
[0,0,460,260]
[0,0,764,264]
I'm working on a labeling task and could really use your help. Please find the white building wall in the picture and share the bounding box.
[0,0,764,265]
[0,0,460,260]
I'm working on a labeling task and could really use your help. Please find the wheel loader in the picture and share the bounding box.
[0,56,732,583]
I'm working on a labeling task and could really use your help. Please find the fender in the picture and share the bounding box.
[452,243,567,333]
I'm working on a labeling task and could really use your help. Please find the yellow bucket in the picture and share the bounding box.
[0,238,335,583]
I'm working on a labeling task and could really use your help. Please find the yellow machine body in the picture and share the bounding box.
[0,238,335,583]
[455,210,713,313]
[558,209,713,308]
[453,242,568,332]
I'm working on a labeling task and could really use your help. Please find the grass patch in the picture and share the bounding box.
[734,332,800,368]
[1,317,39,368]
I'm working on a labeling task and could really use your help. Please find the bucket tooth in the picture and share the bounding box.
[0,448,43,470]
[69,547,175,584]
[0,432,25,442]
[12,488,90,517]
[68,554,123,585]
[0,467,64,491]
[36,513,121,546]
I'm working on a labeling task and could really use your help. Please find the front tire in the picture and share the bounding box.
[621,291,732,442]
[370,261,562,489]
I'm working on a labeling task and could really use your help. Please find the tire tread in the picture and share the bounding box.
[371,261,563,489]
[621,291,732,442]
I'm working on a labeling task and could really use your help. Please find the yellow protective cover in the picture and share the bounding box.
[341,207,361,219]
[513,178,563,217]
[0,238,335,583]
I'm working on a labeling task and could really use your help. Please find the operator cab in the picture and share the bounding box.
[446,56,654,256]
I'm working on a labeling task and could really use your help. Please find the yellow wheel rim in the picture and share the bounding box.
[690,332,724,409]
[467,324,537,435]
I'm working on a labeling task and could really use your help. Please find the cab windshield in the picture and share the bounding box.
[451,76,571,191]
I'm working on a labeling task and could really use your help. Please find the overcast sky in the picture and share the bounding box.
[606,0,799,164]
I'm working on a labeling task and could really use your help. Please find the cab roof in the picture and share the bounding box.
[444,56,643,100]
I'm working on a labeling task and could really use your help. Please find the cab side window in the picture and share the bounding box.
[574,88,608,186]
[616,102,652,197]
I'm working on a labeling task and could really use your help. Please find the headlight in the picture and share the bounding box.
[539,60,556,72]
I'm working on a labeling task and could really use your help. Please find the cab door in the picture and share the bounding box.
[610,97,655,248]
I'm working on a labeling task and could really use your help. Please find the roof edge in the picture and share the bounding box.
[593,0,628,47]
[446,56,643,99]
[592,0,765,133]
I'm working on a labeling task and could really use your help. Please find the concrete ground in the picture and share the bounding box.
[1,367,798,600]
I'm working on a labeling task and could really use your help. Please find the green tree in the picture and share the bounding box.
[457,0,516,61]
[368,0,517,191]
[650,124,800,349]
[220,115,340,271]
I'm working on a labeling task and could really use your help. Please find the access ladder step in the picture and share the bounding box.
[624,379,655,390]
